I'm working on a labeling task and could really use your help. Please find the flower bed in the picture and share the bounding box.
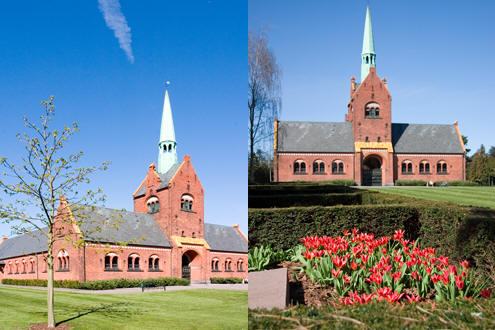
[292,229,492,306]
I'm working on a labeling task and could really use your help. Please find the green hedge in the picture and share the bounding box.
[1,277,190,289]
[248,184,356,196]
[249,192,366,208]
[434,180,479,186]
[248,204,495,266]
[210,277,244,284]
[395,180,427,186]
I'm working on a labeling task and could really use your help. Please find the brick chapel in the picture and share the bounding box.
[273,6,466,186]
[0,89,248,283]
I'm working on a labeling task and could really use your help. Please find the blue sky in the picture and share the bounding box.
[249,1,495,154]
[0,1,246,237]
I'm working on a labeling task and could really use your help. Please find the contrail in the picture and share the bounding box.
[98,0,134,63]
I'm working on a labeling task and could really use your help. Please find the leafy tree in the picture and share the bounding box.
[462,135,471,155]
[248,30,281,183]
[489,146,495,158]
[249,149,272,184]
[468,145,490,185]
[0,97,111,328]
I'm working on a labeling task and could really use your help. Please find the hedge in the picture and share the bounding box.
[1,277,190,289]
[210,277,244,284]
[434,180,479,186]
[248,184,356,196]
[248,204,495,266]
[395,180,427,186]
[249,192,366,208]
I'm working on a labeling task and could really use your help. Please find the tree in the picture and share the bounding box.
[249,149,272,184]
[489,146,495,158]
[468,144,490,185]
[0,97,110,328]
[248,30,281,183]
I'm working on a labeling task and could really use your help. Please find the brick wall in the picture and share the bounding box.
[395,154,465,182]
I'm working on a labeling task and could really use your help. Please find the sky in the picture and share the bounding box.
[249,0,495,154]
[0,1,246,237]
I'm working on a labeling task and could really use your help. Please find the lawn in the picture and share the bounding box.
[366,186,495,209]
[0,287,247,329]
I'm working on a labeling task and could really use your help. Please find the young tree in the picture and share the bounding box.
[468,144,490,185]
[0,97,110,328]
[248,30,281,183]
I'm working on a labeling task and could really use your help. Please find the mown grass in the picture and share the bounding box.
[366,186,495,209]
[249,299,495,329]
[0,286,247,329]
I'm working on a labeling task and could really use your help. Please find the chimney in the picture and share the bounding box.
[382,78,387,89]
[0,236,7,246]
[350,76,356,95]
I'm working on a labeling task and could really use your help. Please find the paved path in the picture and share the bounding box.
[0,283,248,294]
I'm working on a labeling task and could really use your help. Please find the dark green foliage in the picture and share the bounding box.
[395,180,427,186]
[210,277,244,284]
[249,192,365,208]
[249,183,356,196]
[248,203,495,267]
[1,277,190,289]
[248,245,287,271]
[434,180,479,186]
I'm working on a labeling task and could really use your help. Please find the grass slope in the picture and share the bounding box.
[0,287,247,329]
[366,186,495,209]
[249,299,495,329]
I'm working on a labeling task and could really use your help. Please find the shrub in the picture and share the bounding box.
[434,180,479,186]
[210,277,244,284]
[249,192,366,208]
[249,184,356,196]
[248,245,287,271]
[395,180,427,186]
[1,277,190,289]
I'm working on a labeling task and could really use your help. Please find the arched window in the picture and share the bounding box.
[128,253,140,271]
[181,194,194,211]
[148,255,160,271]
[332,160,344,174]
[211,258,219,272]
[147,196,159,214]
[22,259,27,273]
[30,258,35,273]
[57,250,69,271]
[8,261,12,274]
[365,102,380,118]
[293,160,306,174]
[313,160,325,174]
[437,161,448,174]
[419,161,430,174]
[237,259,244,272]
[105,253,119,271]
[225,259,232,272]
[402,160,413,174]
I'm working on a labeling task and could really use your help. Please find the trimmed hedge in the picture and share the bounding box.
[248,204,495,266]
[434,180,479,186]
[395,180,427,186]
[249,184,356,196]
[210,277,244,284]
[1,277,190,289]
[249,192,366,208]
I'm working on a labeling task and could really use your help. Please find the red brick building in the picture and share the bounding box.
[273,7,466,186]
[0,89,247,283]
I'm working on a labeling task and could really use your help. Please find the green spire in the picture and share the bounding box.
[361,6,376,82]
[157,88,178,174]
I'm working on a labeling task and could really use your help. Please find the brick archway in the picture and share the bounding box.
[182,249,202,282]
[362,154,382,186]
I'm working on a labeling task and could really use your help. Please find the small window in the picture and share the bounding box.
[105,253,118,271]
[377,137,381,142]
[313,160,325,174]
[332,160,344,174]
[181,194,194,211]
[437,161,448,174]
[293,160,306,174]
[211,258,219,272]
[237,260,244,272]
[402,161,413,174]
[147,197,159,214]
[365,102,380,118]
[225,259,232,272]
[365,136,369,142]
[419,161,430,174]
[128,253,140,271]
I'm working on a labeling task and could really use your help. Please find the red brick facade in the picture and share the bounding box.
[0,156,247,283]
[274,68,466,185]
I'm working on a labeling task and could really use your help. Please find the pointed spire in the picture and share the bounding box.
[361,6,376,82]
[157,85,178,174]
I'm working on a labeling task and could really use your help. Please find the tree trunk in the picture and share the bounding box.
[47,235,55,328]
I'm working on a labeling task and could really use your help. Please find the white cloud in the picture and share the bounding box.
[98,0,134,63]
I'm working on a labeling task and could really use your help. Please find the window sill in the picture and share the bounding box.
[401,172,414,175]
[225,270,233,272]
[332,172,345,175]
[211,270,221,272]
[313,172,326,175]
[56,269,70,272]
[436,172,449,175]
[104,268,122,272]
[419,172,431,175]
[237,270,245,272]
[293,173,307,175]
[180,209,196,213]
[127,269,143,272]
[29,271,35,274]
[365,116,382,119]
[148,269,162,272]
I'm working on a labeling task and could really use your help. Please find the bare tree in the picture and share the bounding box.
[0,97,110,328]
[248,30,281,183]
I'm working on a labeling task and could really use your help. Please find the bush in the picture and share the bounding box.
[210,277,244,284]
[249,184,356,196]
[395,180,427,186]
[434,180,479,186]
[249,192,366,208]
[1,277,190,289]
[248,204,495,268]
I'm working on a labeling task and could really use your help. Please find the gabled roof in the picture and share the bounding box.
[134,162,181,198]
[392,123,464,154]
[277,121,355,153]
[204,223,247,253]
[74,206,171,247]
[0,229,47,260]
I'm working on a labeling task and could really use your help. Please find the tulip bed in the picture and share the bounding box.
[293,229,493,306]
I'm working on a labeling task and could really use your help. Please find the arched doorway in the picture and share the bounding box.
[182,250,201,282]
[362,155,382,186]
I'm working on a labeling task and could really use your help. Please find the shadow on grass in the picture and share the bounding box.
[56,302,132,326]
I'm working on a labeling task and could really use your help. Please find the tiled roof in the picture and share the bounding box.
[204,223,247,253]
[134,163,181,198]
[0,229,47,260]
[277,121,355,153]
[392,123,464,154]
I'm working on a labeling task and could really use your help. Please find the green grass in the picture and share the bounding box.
[365,186,495,209]
[249,299,495,329]
[0,287,247,329]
